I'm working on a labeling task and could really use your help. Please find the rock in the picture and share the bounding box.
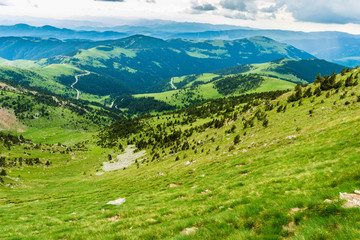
[107,198,126,206]
[201,189,211,194]
[108,215,121,221]
[185,161,191,165]
[181,227,198,235]
[286,135,297,140]
[95,171,104,176]
[170,184,181,188]
[340,192,360,208]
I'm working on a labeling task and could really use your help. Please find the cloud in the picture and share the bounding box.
[0,0,9,6]
[192,3,217,11]
[219,0,247,12]
[283,0,360,24]
[145,0,156,3]
[215,0,360,24]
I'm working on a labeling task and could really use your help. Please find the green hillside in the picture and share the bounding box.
[0,79,123,134]
[134,73,296,108]
[213,58,345,84]
[0,67,359,239]
[41,35,314,93]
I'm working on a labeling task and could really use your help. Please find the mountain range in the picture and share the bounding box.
[0,35,315,96]
[0,23,359,66]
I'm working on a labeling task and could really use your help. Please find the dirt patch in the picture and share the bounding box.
[0,108,25,132]
[102,145,146,172]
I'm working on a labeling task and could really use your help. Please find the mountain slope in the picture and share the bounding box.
[0,79,123,132]
[213,58,345,83]
[0,67,359,239]
[42,35,314,93]
[136,59,343,108]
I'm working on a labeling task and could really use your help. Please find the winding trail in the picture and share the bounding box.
[170,77,177,90]
[71,70,90,100]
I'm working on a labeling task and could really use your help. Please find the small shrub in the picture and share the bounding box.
[233,135,241,145]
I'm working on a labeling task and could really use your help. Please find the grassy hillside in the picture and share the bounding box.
[0,67,359,239]
[41,35,313,93]
[134,73,296,108]
[0,79,123,133]
[213,59,345,83]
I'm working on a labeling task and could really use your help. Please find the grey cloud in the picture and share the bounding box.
[0,0,9,6]
[217,0,360,24]
[193,3,217,11]
[283,0,360,24]
[145,0,156,3]
[219,0,247,11]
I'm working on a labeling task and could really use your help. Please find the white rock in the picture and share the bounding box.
[286,135,297,140]
[185,161,191,165]
[107,198,126,206]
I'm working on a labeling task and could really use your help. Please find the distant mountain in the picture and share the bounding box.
[0,37,105,60]
[170,29,360,67]
[1,23,359,66]
[0,24,127,40]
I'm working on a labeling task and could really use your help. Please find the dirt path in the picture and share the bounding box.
[71,71,90,100]
[102,145,146,172]
[170,77,177,90]
[110,100,115,108]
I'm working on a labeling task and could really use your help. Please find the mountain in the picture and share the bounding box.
[0,24,127,40]
[171,29,360,67]
[1,23,359,66]
[0,37,105,60]
[40,35,314,93]
[0,67,359,239]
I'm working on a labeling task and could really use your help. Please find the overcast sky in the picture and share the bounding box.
[0,0,359,33]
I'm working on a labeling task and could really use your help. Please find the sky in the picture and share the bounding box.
[0,0,359,34]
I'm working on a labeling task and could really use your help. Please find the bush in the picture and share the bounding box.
[234,135,241,145]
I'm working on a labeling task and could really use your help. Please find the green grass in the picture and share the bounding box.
[247,76,296,93]
[0,69,359,239]
[136,76,295,107]
[242,62,306,83]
